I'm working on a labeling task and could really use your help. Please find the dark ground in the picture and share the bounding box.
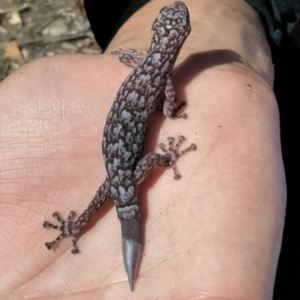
[0,0,100,81]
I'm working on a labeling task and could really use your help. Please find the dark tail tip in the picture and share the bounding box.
[122,238,142,291]
[120,218,142,291]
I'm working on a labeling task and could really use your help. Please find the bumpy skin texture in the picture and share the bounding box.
[43,1,196,290]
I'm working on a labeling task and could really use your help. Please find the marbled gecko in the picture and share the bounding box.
[43,1,196,291]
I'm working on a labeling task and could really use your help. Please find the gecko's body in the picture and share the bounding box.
[43,1,195,290]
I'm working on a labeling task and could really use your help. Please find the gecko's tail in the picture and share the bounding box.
[120,218,142,291]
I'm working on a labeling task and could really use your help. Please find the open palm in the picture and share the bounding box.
[0,53,284,299]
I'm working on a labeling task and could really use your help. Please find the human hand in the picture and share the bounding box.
[0,0,285,299]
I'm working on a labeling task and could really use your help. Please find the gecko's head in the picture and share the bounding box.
[151,2,191,51]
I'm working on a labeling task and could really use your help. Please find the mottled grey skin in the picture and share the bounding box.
[43,1,195,291]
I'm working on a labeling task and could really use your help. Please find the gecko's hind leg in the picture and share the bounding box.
[159,135,197,179]
[43,210,80,254]
[121,136,196,290]
[134,135,196,185]
[43,179,110,254]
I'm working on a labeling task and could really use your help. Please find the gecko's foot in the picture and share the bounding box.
[173,100,187,119]
[159,135,197,180]
[43,210,80,254]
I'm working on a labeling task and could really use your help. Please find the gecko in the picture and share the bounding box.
[43,1,196,291]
